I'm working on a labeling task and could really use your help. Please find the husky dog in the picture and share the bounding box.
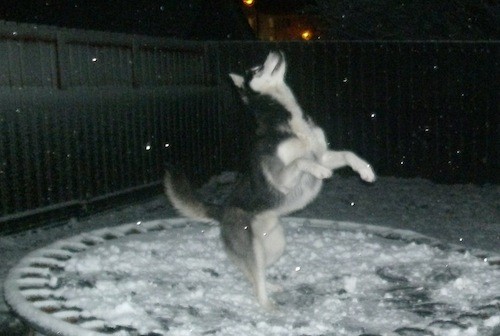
[164,51,376,310]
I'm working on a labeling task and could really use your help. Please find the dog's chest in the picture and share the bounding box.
[278,119,328,164]
[275,119,327,214]
[278,175,323,215]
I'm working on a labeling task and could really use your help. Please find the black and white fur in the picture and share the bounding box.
[164,51,376,310]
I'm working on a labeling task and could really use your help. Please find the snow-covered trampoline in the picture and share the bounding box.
[4,217,500,336]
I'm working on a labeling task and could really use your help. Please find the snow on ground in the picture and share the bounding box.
[52,219,499,336]
[1,175,499,335]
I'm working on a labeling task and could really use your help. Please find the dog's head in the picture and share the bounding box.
[229,51,287,103]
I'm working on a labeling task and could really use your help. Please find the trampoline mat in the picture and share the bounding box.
[4,217,500,336]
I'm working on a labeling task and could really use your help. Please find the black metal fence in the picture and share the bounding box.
[215,41,498,185]
[0,20,498,231]
[0,21,223,229]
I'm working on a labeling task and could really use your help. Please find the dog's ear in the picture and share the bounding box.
[229,73,244,88]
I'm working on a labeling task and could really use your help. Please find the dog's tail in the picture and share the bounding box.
[164,170,221,222]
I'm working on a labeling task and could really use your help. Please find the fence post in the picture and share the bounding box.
[55,31,67,90]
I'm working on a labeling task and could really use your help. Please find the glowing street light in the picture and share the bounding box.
[301,29,313,40]
[242,0,255,7]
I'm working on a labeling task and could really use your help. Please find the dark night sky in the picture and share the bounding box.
[0,0,497,40]
[0,0,255,39]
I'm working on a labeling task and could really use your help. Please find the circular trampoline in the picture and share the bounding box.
[4,217,500,336]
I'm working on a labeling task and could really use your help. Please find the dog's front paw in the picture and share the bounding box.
[311,165,332,180]
[297,159,332,180]
[359,164,376,183]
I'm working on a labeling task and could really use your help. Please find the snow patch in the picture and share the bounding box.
[5,218,498,336]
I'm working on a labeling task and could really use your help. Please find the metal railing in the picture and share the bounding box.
[0,20,497,230]
[214,41,498,184]
[0,21,222,229]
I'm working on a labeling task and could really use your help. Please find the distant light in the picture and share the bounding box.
[242,0,255,7]
[301,29,313,41]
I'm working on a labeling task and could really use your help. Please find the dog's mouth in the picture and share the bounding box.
[250,51,284,77]
[244,51,286,92]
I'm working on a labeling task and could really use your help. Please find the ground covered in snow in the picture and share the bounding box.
[1,175,499,335]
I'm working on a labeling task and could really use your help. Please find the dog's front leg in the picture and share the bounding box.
[262,156,331,193]
[321,150,376,182]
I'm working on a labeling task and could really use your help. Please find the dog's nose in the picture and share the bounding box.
[270,50,284,61]
[267,50,283,60]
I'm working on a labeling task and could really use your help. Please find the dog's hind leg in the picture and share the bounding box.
[252,212,286,267]
[251,212,286,307]
[321,150,376,182]
[226,245,275,310]
[251,238,276,310]
[220,209,277,310]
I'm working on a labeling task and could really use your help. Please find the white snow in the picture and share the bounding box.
[5,218,497,336]
[484,315,500,328]
[1,175,499,335]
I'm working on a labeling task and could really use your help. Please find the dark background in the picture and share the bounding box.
[0,0,254,39]
[0,1,497,229]
[0,0,498,40]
